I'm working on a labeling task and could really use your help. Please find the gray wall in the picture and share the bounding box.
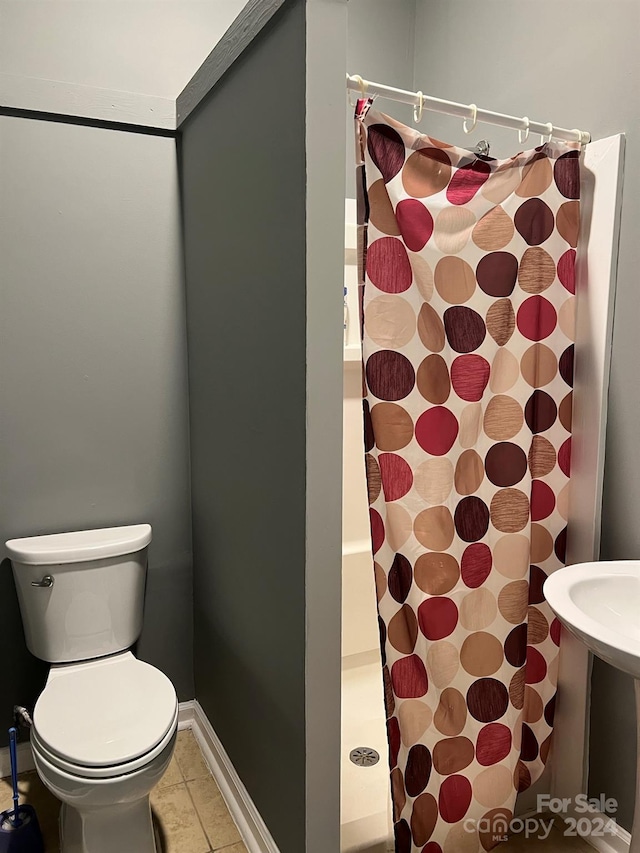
[180,2,307,851]
[0,115,194,745]
[412,0,640,829]
[345,0,416,196]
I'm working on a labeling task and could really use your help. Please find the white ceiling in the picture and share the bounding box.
[0,0,248,99]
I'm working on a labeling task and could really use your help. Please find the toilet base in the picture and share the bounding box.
[31,716,176,853]
[59,796,157,853]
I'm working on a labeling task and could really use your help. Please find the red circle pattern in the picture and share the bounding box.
[415,407,459,455]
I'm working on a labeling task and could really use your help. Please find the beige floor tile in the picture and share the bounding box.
[158,754,184,790]
[174,730,211,782]
[1,771,60,852]
[151,782,210,853]
[187,776,241,850]
[2,755,249,853]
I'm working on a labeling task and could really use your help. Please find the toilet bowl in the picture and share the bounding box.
[6,524,178,853]
[32,729,176,853]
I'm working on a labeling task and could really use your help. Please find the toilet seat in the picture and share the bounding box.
[31,706,178,780]
[32,652,178,779]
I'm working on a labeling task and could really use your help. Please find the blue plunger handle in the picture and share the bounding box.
[9,727,21,827]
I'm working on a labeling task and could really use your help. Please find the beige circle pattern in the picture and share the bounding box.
[415,457,454,504]
[427,643,461,691]
[435,256,476,304]
[367,295,417,348]
[358,108,578,850]
[434,207,476,254]
[472,205,514,251]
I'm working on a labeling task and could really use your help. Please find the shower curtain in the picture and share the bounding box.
[355,103,580,852]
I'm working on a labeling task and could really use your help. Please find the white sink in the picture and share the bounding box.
[544,560,640,852]
[544,561,640,679]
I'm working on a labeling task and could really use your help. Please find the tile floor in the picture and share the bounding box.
[0,730,248,853]
[0,730,599,853]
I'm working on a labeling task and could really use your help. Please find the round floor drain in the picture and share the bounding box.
[349,746,380,767]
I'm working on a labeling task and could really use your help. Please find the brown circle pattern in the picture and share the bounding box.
[521,344,558,387]
[476,251,519,297]
[365,454,381,504]
[415,552,460,595]
[368,179,401,235]
[370,403,414,451]
[518,247,556,294]
[444,306,486,353]
[417,355,450,404]
[484,395,523,440]
[403,147,452,198]
[516,154,553,197]
[367,124,405,183]
[434,688,468,736]
[418,302,446,352]
[467,679,509,723]
[359,110,579,848]
[472,205,513,250]
[405,744,433,796]
[486,298,516,345]
[433,737,475,775]
[455,449,484,495]
[389,605,419,654]
[454,496,490,542]
[366,350,415,401]
[388,553,413,603]
[514,198,555,245]
[485,442,527,487]
[490,488,530,533]
[555,151,580,199]
[435,256,476,303]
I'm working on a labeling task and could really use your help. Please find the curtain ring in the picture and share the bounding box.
[518,116,530,144]
[347,73,357,107]
[541,122,553,144]
[463,104,477,134]
[348,74,367,107]
[573,128,589,147]
[413,91,424,124]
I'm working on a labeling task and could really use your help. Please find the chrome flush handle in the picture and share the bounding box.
[31,575,54,588]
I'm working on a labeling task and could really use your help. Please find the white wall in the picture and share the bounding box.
[412,0,640,830]
[345,0,416,195]
[0,0,247,100]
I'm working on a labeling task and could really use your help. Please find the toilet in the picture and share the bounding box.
[5,524,178,853]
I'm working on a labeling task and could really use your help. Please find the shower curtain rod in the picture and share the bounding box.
[347,74,591,145]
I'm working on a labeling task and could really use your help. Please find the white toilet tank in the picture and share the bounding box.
[6,524,152,663]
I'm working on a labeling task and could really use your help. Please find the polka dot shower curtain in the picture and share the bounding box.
[354,103,579,853]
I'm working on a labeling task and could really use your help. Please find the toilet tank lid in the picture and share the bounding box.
[5,524,152,565]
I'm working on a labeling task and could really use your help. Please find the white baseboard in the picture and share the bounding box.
[581,810,631,853]
[185,700,280,853]
[177,699,196,731]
